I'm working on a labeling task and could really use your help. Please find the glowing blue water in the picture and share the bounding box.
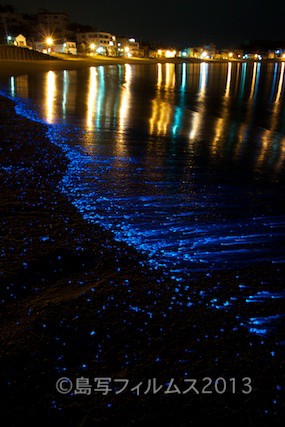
[1,64,285,277]
[1,62,285,337]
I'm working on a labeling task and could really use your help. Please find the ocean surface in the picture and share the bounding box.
[1,61,285,339]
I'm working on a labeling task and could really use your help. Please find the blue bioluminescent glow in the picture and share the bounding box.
[1,62,285,339]
[248,314,285,336]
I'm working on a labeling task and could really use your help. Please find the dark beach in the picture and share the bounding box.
[0,87,285,427]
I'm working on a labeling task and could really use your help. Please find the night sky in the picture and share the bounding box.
[10,0,285,47]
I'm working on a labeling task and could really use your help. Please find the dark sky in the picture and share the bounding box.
[10,0,285,47]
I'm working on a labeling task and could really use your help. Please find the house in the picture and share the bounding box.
[14,34,27,47]
[155,48,177,58]
[268,51,277,59]
[63,41,77,55]
[53,41,77,55]
[181,45,216,59]
[267,49,285,59]
[117,37,140,57]
[190,47,204,58]
[76,31,116,56]
[242,53,263,60]
[148,49,157,59]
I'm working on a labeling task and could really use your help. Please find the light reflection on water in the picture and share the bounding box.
[1,62,285,337]
[46,71,56,124]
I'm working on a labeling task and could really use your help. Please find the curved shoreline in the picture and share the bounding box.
[0,92,285,425]
[0,56,283,78]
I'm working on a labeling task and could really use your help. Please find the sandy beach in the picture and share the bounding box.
[0,57,151,75]
[0,65,285,426]
[0,54,259,78]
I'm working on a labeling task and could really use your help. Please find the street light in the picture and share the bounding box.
[46,37,54,47]
[44,37,54,54]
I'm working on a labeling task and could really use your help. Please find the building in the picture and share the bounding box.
[63,41,77,55]
[179,49,189,58]
[233,49,243,59]
[76,31,116,56]
[266,50,285,59]
[153,48,177,58]
[139,43,150,58]
[215,49,242,60]
[268,51,276,59]
[4,32,27,46]
[190,47,204,58]
[14,34,27,47]
[181,44,216,59]
[242,53,263,60]
[117,37,140,57]
[76,31,94,44]
[269,49,285,59]
[37,10,69,39]
[148,49,157,58]
[53,41,77,55]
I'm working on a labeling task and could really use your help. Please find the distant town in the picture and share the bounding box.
[1,4,285,61]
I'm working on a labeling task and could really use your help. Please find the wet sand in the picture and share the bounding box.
[0,93,285,426]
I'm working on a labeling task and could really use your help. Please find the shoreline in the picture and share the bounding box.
[0,93,285,425]
[0,56,283,78]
